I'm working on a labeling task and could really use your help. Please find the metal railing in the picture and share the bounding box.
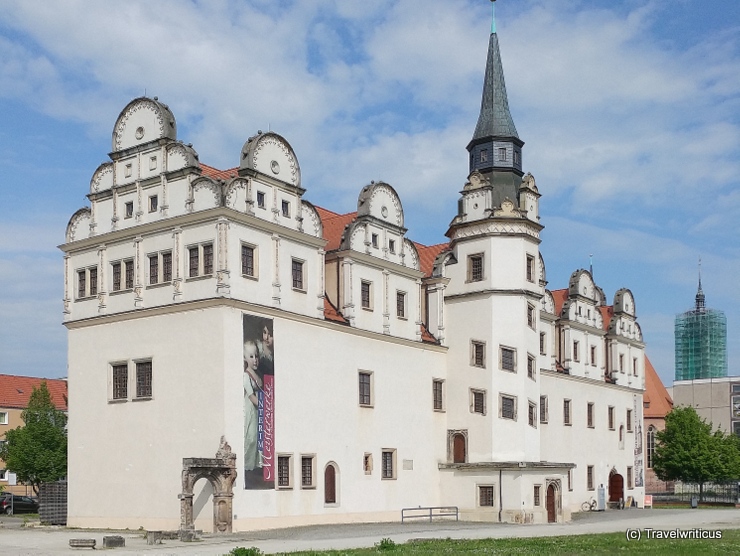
[401,506,459,523]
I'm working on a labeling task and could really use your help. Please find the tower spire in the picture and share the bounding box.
[696,257,705,311]
[491,0,496,34]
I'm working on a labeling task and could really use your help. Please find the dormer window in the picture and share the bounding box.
[497,147,506,161]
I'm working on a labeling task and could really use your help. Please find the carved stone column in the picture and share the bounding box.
[216,217,231,297]
[316,248,326,318]
[63,254,71,316]
[382,269,390,335]
[133,236,143,308]
[172,227,183,302]
[342,258,355,325]
[97,244,107,313]
[271,234,281,306]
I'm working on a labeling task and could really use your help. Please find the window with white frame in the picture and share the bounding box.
[633,357,638,376]
[291,259,305,290]
[528,401,537,428]
[111,260,133,292]
[162,252,172,283]
[135,360,153,399]
[499,393,517,421]
[534,485,541,506]
[608,406,615,430]
[381,449,396,479]
[0,411,7,425]
[301,455,316,489]
[188,243,214,278]
[361,281,372,309]
[627,466,633,489]
[527,304,536,329]
[124,201,134,218]
[281,200,290,218]
[500,346,516,372]
[526,255,535,282]
[468,253,484,282]
[563,399,572,425]
[573,340,580,362]
[432,379,444,411]
[587,402,594,428]
[241,244,256,278]
[111,363,128,401]
[148,254,159,285]
[590,345,597,366]
[587,465,594,490]
[627,409,633,432]
[76,266,99,299]
[619,354,624,372]
[540,332,546,355]
[527,354,536,380]
[540,396,548,423]
[396,291,406,319]
[277,454,292,488]
[256,191,265,209]
[371,233,378,248]
[148,195,158,213]
[388,239,396,254]
[471,341,486,368]
[471,389,486,415]
[358,371,373,407]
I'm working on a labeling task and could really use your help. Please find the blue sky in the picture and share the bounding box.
[0,0,738,388]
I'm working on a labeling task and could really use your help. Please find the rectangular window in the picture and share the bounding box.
[479,149,488,163]
[282,200,290,218]
[479,485,494,507]
[527,354,535,380]
[149,255,159,285]
[388,239,396,254]
[381,449,396,479]
[472,390,486,415]
[241,245,255,277]
[257,191,265,209]
[189,247,200,277]
[363,453,373,475]
[301,455,315,488]
[573,341,579,362]
[0,411,8,425]
[564,399,572,425]
[619,354,624,372]
[277,455,292,488]
[371,233,378,248]
[124,201,134,218]
[292,259,304,290]
[534,485,541,506]
[471,341,485,368]
[514,150,521,166]
[135,360,152,398]
[627,409,633,432]
[527,304,535,329]
[500,346,516,372]
[587,402,594,428]
[526,255,535,282]
[540,332,546,355]
[361,281,371,309]
[590,345,597,366]
[149,195,158,213]
[396,291,406,318]
[89,267,98,296]
[627,466,633,489]
[498,147,507,161]
[568,469,573,491]
[633,357,638,376]
[500,394,516,420]
[149,156,157,171]
[202,243,214,275]
[0,469,6,481]
[358,371,372,406]
[432,379,444,411]
[468,254,483,282]
[124,260,134,289]
[162,252,172,283]
[112,364,128,400]
[540,396,548,423]
[608,406,615,430]
[587,466,594,490]
[528,401,537,428]
[77,270,86,298]
[112,262,122,291]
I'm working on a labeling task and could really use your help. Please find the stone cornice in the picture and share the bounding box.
[541,368,644,394]
[444,288,543,302]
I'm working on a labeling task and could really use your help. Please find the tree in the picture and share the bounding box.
[653,406,740,500]
[0,382,67,495]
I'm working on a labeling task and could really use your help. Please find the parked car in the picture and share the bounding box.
[0,494,39,515]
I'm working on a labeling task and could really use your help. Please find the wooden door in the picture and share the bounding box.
[609,473,624,502]
[453,434,466,463]
[324,465,336,504]
[546,484,556,523]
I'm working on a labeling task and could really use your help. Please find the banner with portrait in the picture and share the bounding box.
[243,314,275,489]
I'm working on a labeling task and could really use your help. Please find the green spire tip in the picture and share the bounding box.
[491,0,496,34]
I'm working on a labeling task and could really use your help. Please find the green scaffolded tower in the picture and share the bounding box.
[674,277,727,380]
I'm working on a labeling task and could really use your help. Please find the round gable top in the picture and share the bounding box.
[240,131,301,188]
[356,182,404,228]
[112,97,177,153]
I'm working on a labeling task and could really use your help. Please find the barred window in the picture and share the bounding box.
[112,262,122,291]
[162,252,172,283]
[292,259,304,290]
[479,485,494,507]
[501,395,516,420]
[149,255,159,285]
[241,245,255,277]
[301,456,314,488]
[189,247,199,277]
[564,399,571,425]
[77,270,86,298]
[277,455,291,488]
[472,341,485,367]
[256,191,265,209]
[203,244,213,275]
[501,347,515,371]
[361,281,371,309]
[112,364,128,400]
[358,372,372,406]
[136,361,152,398]
[396,291,406,318]
[381,450,395,479]
[534,485,541,506]
[469,254,483,282]
[89,267,98,297]
[433,380,444,411]
[125,260,134,289]
[473,391,485,414]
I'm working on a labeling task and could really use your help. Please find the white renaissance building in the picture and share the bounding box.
[62,19,645,534]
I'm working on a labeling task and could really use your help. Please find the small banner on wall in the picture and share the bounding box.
[243,314,275,490]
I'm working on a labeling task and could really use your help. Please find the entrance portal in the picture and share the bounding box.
[546,484,557,523]
[609,471,624,503]
[179,437,237,540]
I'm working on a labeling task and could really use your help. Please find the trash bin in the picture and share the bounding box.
[690,497,698,508]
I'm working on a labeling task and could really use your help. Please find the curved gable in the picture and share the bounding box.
[240,132,301,188]
[356,182,404,228]
[112,97,177,152]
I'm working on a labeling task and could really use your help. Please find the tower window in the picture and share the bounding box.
[514,150,521,165]
[480,149,488,163]
[498,147,507,161]
[468,254,484,282]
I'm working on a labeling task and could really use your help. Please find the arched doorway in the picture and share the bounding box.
[324,463,338,504]
[546,484,557,523]
[453,433,466,463]
[609,470,624,503]
[179,437,237,540]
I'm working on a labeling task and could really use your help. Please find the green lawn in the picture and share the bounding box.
[227,529,740,555]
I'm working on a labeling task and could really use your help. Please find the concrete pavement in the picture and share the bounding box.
[0,508,738,555]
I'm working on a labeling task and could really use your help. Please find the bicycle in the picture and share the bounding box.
[581,498,598,511]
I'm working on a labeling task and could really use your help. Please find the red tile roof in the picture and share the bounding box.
[316,207,357,252]
[324,297,349,324]
[644,356,673,418]
[0,375,67,411]
[201,164,238,181]
[551,289,568,316]
[599,306,614,331]
[420,323,439,344]
[414,242,449,277]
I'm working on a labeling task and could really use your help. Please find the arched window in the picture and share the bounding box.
[647,425,656,468]
[453,433,466,464]
[324,463,338,505]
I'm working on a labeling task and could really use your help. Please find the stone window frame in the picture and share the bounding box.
[470,388,487,416]
[300,454,317,489]
[478,484,495,507]
[381,449,397,480]
[358,370,374,408]
[467,253,484,282]
[432,379,445,412]
[276,453,293,489]
[499,393,517,421]
[241,243,258,279]
[471,340,486,368]
[587,402,594,428]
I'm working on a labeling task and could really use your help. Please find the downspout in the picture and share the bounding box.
[498,469,503,522]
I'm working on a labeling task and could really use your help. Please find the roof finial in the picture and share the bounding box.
[589,254,593,278]
[695,256,706,311]
[490,0,497,35]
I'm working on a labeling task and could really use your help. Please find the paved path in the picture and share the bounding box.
[0,508,738,555]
